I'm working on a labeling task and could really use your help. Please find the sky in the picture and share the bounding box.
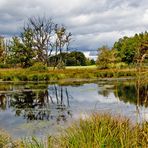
[0,0,148,51]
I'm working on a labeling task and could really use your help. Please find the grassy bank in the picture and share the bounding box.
[0,67,147,82]
[58,114,148,148]
[0,130,19,148]
[66,65,97,69]
[0,114,148,148]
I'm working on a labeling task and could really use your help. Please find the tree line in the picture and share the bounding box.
[0,16,95,68]
[0,16,147,69]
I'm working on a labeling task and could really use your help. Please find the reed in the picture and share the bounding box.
[0,114,147,148]
[0,68,141,82]
[57,114,148,148]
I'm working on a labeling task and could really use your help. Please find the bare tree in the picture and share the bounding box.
[22,17,72,68]
[54,24,72,68]
[23,16,55,66]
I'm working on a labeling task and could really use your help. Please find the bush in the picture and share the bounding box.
[29,62,48,72]
[28,74,39,81]
[0,63,10,68]
[37,74,50,81]
[115,62,128,69]
[98,62,128,69]
[17,74,28,81]
[3,75,14,81]
[57,61,65,69]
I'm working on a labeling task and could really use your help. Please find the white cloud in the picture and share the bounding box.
[142,9,148,25]
[0,0,148,50]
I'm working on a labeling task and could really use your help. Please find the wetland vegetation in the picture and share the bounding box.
[0,16,148,147]
[0,114,148,148]
[0,78,147,147]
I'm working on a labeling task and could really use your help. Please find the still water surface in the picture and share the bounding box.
[0,79,147,138]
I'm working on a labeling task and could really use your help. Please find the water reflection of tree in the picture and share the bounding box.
[115,82,148,107]
[98,89,110,97]
[0,94,7,110]
[0,85,72,123]
[97,81,148,107]
[97,83,114,97]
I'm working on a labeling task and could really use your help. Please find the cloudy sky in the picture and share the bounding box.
[0,0,148,51]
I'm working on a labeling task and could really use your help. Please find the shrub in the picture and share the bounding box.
[3,75,14,81]
[115,62,128,69]
[17,74,28,81]
[0,63,10,68]
[28,74,39,81]
[37,74,50,81]
[56,61,65,69]
[97,62,109,69]
[29,62,48,72]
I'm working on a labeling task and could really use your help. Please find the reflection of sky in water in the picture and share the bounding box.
[0,82,147,138]
[67,83,148,123]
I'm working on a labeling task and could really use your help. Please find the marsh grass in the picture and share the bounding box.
[22,137,45,148]
[0,68,141,82]
[57,114,148,148]
[1,114,147,148]
[0,129,20,148]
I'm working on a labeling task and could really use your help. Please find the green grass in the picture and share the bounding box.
[66,65,97,69]
[57,114,148,148]
[0,129,19,147]
[0,67,144,82]
[0,114,148,148]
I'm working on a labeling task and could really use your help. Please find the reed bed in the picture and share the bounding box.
[0,68,140,82]
[0,114,147,148]
[57,114,148,148]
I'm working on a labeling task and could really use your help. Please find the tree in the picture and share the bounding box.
[134,40,148,67]
[48,51,87,66]
[54,24,72,67]
[48,52,68,67]
[7,16,72,68]
[21,16,72,68]
[23,16,55,66]
[8,37,35,67]
[0,36,5,63]
[114,37,136,64]
[67,51,86,66]
[96,46,119,69]
[114,32,148,64]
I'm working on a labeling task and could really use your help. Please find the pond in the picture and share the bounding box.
[0,79,147,138]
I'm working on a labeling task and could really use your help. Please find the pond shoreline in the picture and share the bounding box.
[0,70,147,147]
[0,68,143,82]
[0,113,147,148]
[0,76,136,84]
